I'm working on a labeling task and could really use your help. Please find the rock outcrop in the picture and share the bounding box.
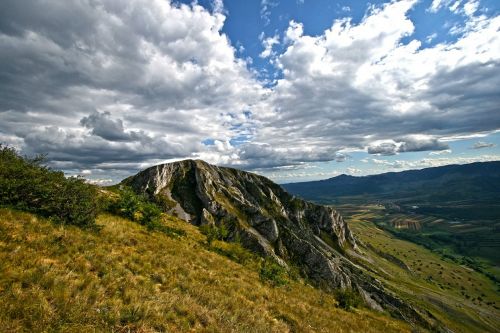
[122,159,442,330]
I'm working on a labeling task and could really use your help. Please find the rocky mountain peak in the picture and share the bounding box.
[122,159,438,329]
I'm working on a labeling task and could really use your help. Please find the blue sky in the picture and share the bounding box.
[0,0,499,184]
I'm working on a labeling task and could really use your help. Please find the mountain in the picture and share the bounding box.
[282,161,500,208]
[283,161,500,288]
[121,159,439,329]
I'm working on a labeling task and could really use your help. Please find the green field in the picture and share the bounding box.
[341,204,500,333]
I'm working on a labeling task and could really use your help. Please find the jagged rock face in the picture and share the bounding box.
[123,160,355,281]
[122,159,441,330]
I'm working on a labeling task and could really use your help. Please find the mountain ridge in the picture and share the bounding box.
[283,161,500,204]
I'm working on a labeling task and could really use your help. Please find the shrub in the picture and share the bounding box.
[0,145,98,227]
[111,187,161,227]
[109,186,185,237]
[335,289,362,310]
[259,259,288,286]
[199,224,229,246]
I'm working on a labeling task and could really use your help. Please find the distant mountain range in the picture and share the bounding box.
[283,161,500,210]
[284,161,500,271]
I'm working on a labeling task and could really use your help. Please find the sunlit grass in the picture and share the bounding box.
[0,208,410,332]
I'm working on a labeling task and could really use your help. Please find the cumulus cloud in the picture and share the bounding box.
[0,0,499,181]
[260,34,280,58]
[80,111,145,142]
[398,135,449,153]
[0,0,262,180]
[247,0,499,168]
[368,142,399,156]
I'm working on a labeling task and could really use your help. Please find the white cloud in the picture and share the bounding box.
[211,0,225,14]
[449,1,462,13]
[0,0,499,180]
[429,0,451,12]
[463,0,479,16]
[260,34,280,58]
[425,32,438,43]
[369,154,500,170]
[245,0,500,169]
[260,0,279,26]
[429,149,452,155]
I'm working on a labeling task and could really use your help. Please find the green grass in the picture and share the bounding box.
[0,208,410,332]
[343,205,500,333]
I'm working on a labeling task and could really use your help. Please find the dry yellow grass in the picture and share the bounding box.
[0,208,411,332]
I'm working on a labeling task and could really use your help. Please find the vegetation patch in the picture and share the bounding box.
[199,223,229,246]
[334,289,362,310]
[259,259,289,286]
[0,145,98,227]
[107,186,186,238]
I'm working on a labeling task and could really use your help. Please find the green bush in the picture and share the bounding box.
[199,223,229,246]
[0,145,98,227]
[335,289,362,310]
[259,259,288,286]
[109,186,185,237]
[111,187,161,228]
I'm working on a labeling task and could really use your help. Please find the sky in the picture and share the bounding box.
[0,0,499,184]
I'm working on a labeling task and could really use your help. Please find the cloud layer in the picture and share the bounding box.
[250,0,500,166]
[0,0,262,175]
[0,0,499,181]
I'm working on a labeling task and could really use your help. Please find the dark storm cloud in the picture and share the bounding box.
[80,111,150,142]
[398,137,449,153]
[367,142,399,156]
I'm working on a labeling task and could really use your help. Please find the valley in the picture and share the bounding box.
[340,204,500,332]
[283,162,500,283]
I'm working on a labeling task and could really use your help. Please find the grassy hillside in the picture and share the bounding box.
[0,208,410,332]
[343,205,500,333]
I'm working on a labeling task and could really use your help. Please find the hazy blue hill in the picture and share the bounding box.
[282,161,500,207]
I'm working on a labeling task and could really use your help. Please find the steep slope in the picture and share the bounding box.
[122,159,440,330]
[0,208,411,332]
